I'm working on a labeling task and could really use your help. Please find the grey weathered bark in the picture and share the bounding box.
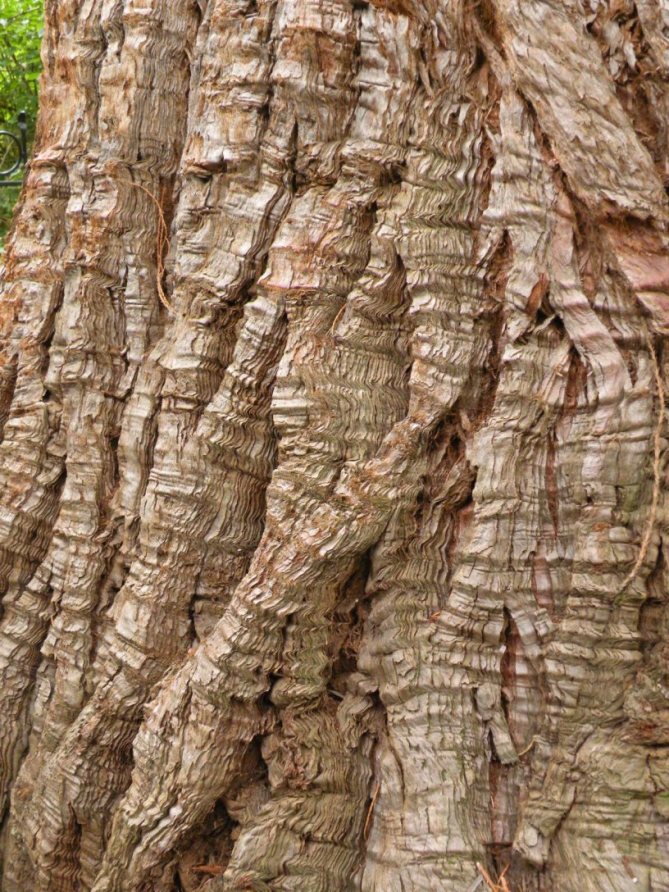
[0,0,668,889]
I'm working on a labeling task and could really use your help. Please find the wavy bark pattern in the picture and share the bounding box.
[0,0,667,890]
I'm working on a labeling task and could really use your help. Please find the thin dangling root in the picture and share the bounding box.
[617,334,665,597]
[119,177,174,314]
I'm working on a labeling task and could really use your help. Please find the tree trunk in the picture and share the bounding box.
[0,0,668,889]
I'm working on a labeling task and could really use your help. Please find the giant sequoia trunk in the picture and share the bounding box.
[0,0,668,889]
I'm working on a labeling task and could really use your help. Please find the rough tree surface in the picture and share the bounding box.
[0,0,668,890]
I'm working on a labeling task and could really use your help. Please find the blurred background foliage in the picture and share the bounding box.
[0,0,42,248]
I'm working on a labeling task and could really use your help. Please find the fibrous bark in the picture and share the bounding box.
[0,0,668,890]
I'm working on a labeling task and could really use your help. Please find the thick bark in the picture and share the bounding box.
[0,0,668,890]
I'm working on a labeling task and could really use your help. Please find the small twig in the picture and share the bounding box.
[476,862,513,892]
[329,301,347,337]
[364,782,381,839]
[118,177,174,314]
[617,335,665,597]
[477,863,500,891]
[517,735,537,757]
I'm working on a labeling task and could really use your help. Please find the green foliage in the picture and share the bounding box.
[0,0,43,247]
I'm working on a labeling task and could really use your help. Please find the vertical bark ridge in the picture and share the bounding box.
[86,5,413,886]
[0,161,69,605]
[0,158,71,887]
[358,444,481,890]
[514,336,662,885]
[0,0,109,624]
[84,5,486,888]
[349,3,499,887]
[0,2,124,881]
[183,10,421,886]
[7,0,283,879]
[474,90,564,890]
[359,241,570,887]
[89,414,427,892]
[0,0,203,888]
[92,0,281,640]
[464,9,669,882]
[3,0,198,739]
[470,83,667,889]
[91,4,491,888]
[514,339,665,889]
[14,2,363,889]
[0,0,115,844]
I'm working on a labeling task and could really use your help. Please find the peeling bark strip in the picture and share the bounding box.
[0,0,668,890]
